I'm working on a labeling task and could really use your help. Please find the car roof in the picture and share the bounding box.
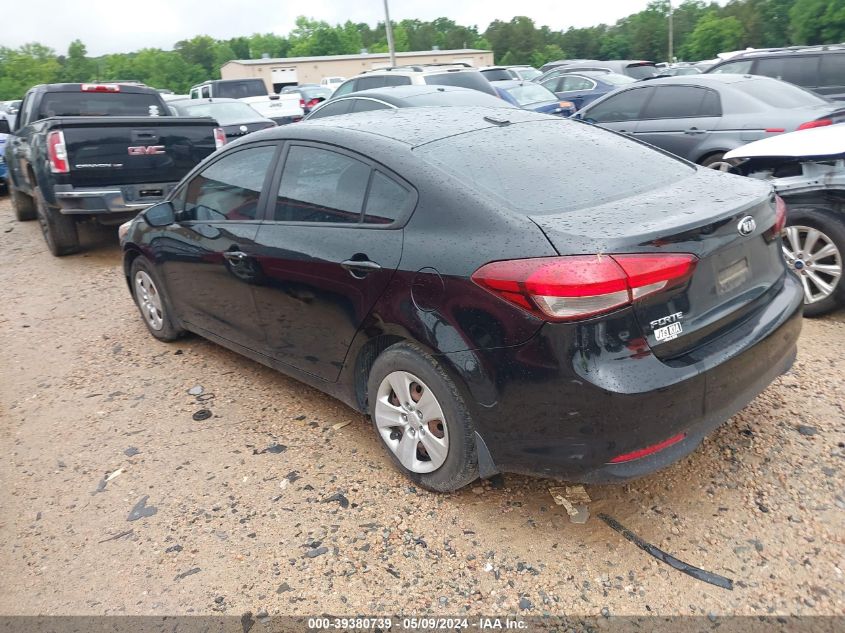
[339,84,495,102]
[169,97,242,105]
[289,106,550,147]
[728,44,845,60]
[489,80,535,88]
[637,73,763,87]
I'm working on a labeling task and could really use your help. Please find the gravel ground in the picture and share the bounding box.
[0,197,843,619]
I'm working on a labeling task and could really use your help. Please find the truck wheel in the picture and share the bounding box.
[782,206,845,317]
[35,186,80,256]
[11,186,37,221]
[367,342,479,492]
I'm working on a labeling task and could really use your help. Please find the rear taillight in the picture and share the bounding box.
[299,98,306,109]
[765,195,787,242]
[213,127,226,149]
[81,83,120,92]
[47,130,69,173]
[305,98,321,108]
[797,118,832,131]
[471,253,698,322]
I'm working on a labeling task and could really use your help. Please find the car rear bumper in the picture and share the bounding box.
[440,271,804,482]
[53,182,178,215]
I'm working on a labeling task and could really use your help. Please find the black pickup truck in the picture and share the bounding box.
[2,83,225,255]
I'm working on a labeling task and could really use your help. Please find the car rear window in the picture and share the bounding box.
[501,83,557,106]
[414,120,692,214]
[734,77,829,107]
[481,69,514,81]
[215,80,267,99]
[37,92,165,118]
[423,72,498,96]
[625,64,658,79]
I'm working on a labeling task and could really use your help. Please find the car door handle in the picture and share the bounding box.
[223,251,249,262]
[341,258,381,278]
[685,127,706,135]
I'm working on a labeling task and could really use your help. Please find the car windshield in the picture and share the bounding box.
[415,120,692,214]
[502,83,557,106]
[735,77,830,108]
[599,73,637,85]
[423,72,497,96]
[180,102,263,124]
[481,69,514,81]
[37,92,165,118]
[515,68,542,81]
[625,64,658,79]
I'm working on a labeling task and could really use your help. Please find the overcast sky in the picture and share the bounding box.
[4,0,672,57]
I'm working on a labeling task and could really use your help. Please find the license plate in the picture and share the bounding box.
[717,258,750,294]
[655,321,683,342]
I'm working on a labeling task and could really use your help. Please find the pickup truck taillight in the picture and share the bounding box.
[47,130,69,173]
[213,127,227,150]
[81,83,120,92]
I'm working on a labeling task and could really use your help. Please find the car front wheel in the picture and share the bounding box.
[367,342,479,492]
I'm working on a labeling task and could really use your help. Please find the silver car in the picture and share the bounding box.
[575,74,845,167]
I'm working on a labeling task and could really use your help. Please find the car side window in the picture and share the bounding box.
[587,87,652,123]
[756,56,819,87]
[351,99,392,113]
[273,146,370,223]
[333,80,357,97]
[363,171,411,225]
[182,146,276,222]
[699,89,722,117]
[562,76,595,91]
[819,54,845,87]
[201,86,211,98]
[20,94,36,126]
[641,86,716,119]
[307,100,353,119]
[539,78,560,92]
[711,60,753,74]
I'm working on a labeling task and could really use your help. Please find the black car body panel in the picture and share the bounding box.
[122,107,803,482]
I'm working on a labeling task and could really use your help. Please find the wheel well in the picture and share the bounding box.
[696,150,727,166]
[353,334,406,412]
[123,248,142,291]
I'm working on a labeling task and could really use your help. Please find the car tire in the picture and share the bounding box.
[782,205,845,317]
[700,152,736,171]
[367,341,479,492]
[129,256,184,341]
[10,185,37,221]
[34,186,79,256]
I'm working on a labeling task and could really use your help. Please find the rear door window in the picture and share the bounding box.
[182,146,276,222]
[350,99,392,113]
[819,54,845,87]
[755,56,820,87]
[561,75,596,91]
[586,87,653,122]
[641,86,719,119]
[306,100,353,119]
[363,171,412,225]
[273,146,370,223]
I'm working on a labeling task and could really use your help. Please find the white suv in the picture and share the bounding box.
[331,64,498,98]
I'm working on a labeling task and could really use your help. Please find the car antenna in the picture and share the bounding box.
[483,115,512,126]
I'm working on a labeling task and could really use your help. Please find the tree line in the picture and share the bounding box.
[1,0,843,99]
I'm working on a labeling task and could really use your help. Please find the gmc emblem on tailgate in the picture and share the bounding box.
[128,145,166,155]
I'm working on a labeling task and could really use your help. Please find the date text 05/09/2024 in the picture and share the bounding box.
[307,617,528,630]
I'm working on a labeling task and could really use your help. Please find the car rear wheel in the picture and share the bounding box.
[35,186,79,256]
[130,257,183,341]
[782,206,845,317]
[367,342,478,492]
[10,185,37,221]
[701,152,737,172]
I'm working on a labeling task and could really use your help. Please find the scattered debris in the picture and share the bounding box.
[323,492,349,509]
[98,529,133,543]
[797,425,818,436]
[165,544,183,553]
[276,583,292,593]
[240,612,255,633]
[174,567,201,580]
[305,546,328,558]
[195,393,215,403]
[123,447,140,457]
[518,596,533,611]
[285,471,301,483]
[253,443,287,455]
[598,513,734,590]
[187,385,204,396]
[92,478,107,495]
[192,409,212,421]
[550,485,591,524]
[126,495,158,522]
[331,421,351,431]
[106,469,123,482]
[385,566,401,579]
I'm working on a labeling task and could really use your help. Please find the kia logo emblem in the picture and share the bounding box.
[737,215,756,236]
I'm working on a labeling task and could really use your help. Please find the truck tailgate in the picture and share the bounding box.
[55,116,218,188]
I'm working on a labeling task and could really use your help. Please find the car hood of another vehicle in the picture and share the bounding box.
[726,123,845,160]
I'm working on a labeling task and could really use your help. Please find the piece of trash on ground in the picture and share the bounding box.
[192,409,212,421]
[187,385,204,396]
[598,513,734,590]
[98,529,134,543]
[126,495,158,522]
[123,447,140,457]
[253,443,286,455]
[105,468,123,482]
[174,567,201,580]
[549,485,591,524]
[323,492,349,509]
[331,421,351,431]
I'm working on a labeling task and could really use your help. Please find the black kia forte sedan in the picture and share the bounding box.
[120,107,804,492]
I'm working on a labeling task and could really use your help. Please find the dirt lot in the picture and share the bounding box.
[0,197,843,620]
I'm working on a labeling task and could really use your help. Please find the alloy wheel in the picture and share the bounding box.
[134,270,164,330]
[783,224,843,304]
[374,371,449,474]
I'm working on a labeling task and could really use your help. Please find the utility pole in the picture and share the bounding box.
[383,0,396,67]
[668,1,674,63]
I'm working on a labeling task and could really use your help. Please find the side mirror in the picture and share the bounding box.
[0,118,10,134]
[144,201,176,227]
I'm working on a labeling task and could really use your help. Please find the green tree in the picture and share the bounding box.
[0,43,61,99]
[684,13,745,58]
[60,40,96,83]
[174,35,217,74]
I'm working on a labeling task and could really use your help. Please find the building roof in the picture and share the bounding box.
[223,49,492,67]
